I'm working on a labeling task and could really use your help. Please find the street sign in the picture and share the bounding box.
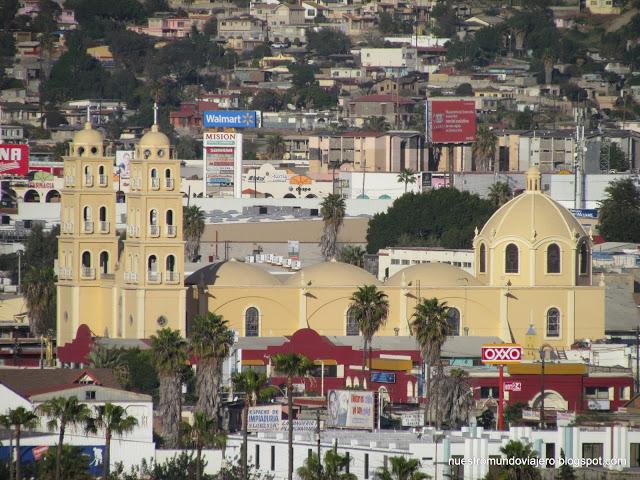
[503,381,522,392]
[401,411,424,427]
[481,344,523,364]
[203,110,258,129]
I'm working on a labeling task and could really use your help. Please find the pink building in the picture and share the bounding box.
[129,14,211,39]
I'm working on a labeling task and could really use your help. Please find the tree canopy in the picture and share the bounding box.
[366,188,496,253]
[307,28,352,56]
[598,178,640,242]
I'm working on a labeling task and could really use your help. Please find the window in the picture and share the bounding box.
[631,443,640,468]
[620,386,631,401]
[166,255,175,272]
[83,205,92,221]
[480,386,499,399]
[346,307,359,336]
[391,259,400,265]
[546,308,560,337]
[584,387,609,399]
[245,307,259,336]
[401,259,410,265]
[148,255,158,272]
[82,251,91,268]
[547,244,560,273]
[545,443,555,462]
[579,242,589,275]
[447,307,460,336]
[149,209,158,226]
[505,243,519,273]
[99,251,109,274]
[85,390,96,400]
[271,445,275,471]
[582,443,603,461]
[99,206,107,222]
[166,209,174,225]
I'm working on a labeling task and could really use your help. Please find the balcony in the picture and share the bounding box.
[124,272,138,284]
[98,175,108,187]
[83,221,94,233]
[99,221,109,233]
[165,271,180,283]
[65,175,75,187]
[147,271,161,283]
[81,267,95,279]
[165,178,175,190]
[149,225,160,237]
[151,178,160,190]
[166,225,177,237]
[84,175,94,187]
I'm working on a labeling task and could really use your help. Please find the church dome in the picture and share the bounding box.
[284,260,380,287]
[139,124,170,148]
[73,122,104,146]
[185,260,282,287]
[476,166,587,246]
[385,263,482,287]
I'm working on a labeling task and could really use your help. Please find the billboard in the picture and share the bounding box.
[115,150,133,179]
[481,344,523,364]
[203,132,243,198]
[0,144,29,176]
[327,389,374,430]
[426,100,476,144]
[248,405,282,432]
[203,110,258,129]
[371,372,396,384]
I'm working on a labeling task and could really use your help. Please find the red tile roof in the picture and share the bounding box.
[0,368,121,398]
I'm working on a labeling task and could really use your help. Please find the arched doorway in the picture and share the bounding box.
[45,190,61,203]
[23,190,40,203]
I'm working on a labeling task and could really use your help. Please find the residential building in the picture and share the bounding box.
[217,15,267,44]
[359,47,418,77]
[345,94,416,127]
[585,0,622,15]
[128,13,211,38]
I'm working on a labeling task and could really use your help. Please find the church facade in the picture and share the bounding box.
[56,121,186,346]
[186,167,605,351]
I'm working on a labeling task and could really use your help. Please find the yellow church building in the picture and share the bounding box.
[56,120,186,346]
[186,167,605,350]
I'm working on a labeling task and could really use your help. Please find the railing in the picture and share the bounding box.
[147,271,161,283]
[98,175,108,186]
[166,225,177,237]
[99,221,109,233]
[81,267,95,279]
[124,272,138,283]
[165,178,175,190]
[149,225,160,237]
[83,221,94,233]
[165,271,180,283]
[151,178,160,190]
[84,175,93,187]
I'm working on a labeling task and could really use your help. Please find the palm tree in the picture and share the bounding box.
[271,353,314,480]
[397,168,416,193]
[38,396,92,480]
[375,456,429,480]
[488,181,512,208]
[190,312,234,430]
[320,194,346,260]
[88,344,129,386]
[86,403,138,480]
[21,265,56,335]
[232,370,275,480]
[3,407,39,480]
[266,134,286,160]
[338,245,366,267]
[410,298,449,427]
[297,450,357,480]
[181,411,226,480]
[429,368,474,429]
[183,205,205,262]
[499,440,541,480]
[0,413,14,480]
[349,285,389,385]
[472,125,497,172]
[150,328,188,448]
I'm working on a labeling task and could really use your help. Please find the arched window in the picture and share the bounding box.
[447,307,460,336]
[149,209,158,226]
[547,244,560,273]
[98,165,105,175]
[82,251,91,268]
[479,244,486,273]
[99,206,107,222]
[166,254,175,272]
[345,377,352,388]
[505,243,519,274]
[579,242,589,275]
[245,307,259,337]
[148,255,158,272]
[84,165,91,176]
[165,168,172,179]
[166,209,174,226]
[151,168,158,178]
[406,380,414,399]
[546,308,560,337]
[83,205,92,221]
[346,307,359,336]
[99,251,109,274]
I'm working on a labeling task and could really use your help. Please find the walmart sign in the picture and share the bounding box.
[203,110,258,129]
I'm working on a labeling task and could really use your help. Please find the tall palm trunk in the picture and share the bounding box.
[159,374,182,448]
[196,359,217,421]
[241,402,248,480]
[287,376,294,480]
[196,443,203,480]
[361,338,367,386]
[424,360,430,427]
[103,430,111,480]
[15,425,21,480]
[368,339,373,387]
[8,431,14,480]
[56,425,65,480]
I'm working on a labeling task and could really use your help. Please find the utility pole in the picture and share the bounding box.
[315,409,322,475]
[539,347,545,430]
[636,326,639,394]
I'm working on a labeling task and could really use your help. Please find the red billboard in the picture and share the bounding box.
[0,144,29,176]
[426,100,477,144]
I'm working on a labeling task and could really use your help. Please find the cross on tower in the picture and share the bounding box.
[153,102,158,125]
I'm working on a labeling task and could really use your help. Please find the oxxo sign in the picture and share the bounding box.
[481,344,523,364]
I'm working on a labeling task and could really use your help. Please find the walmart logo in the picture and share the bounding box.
[203,110,258,129]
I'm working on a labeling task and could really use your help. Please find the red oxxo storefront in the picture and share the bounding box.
[239,328,422,403]
[469,363,634,414]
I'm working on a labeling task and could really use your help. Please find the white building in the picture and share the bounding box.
[358,47,418,75]
[377,247,474,280]
[337,171,421,200]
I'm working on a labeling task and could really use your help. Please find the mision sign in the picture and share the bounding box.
[481,344,523,364]
[0,144,29,176]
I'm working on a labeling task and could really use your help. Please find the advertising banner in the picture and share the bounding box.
[203,110,258,129]
[426,100,477,144]
[327,389,374,430]
[0,446,105,476]
[522,409,540,421]
[203,132,242,197]
[115,150,133,180]
[0,144,29,176]
[401,411,424,427]
[569,208,598,219]
[503,381,522,392]
[481,344,523,364]
[371,372,396,384]
[248,405,282,432]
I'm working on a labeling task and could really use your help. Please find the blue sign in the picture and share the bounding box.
[203,110,258,129]
[371,371,396,384]
[569,208,598,219]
